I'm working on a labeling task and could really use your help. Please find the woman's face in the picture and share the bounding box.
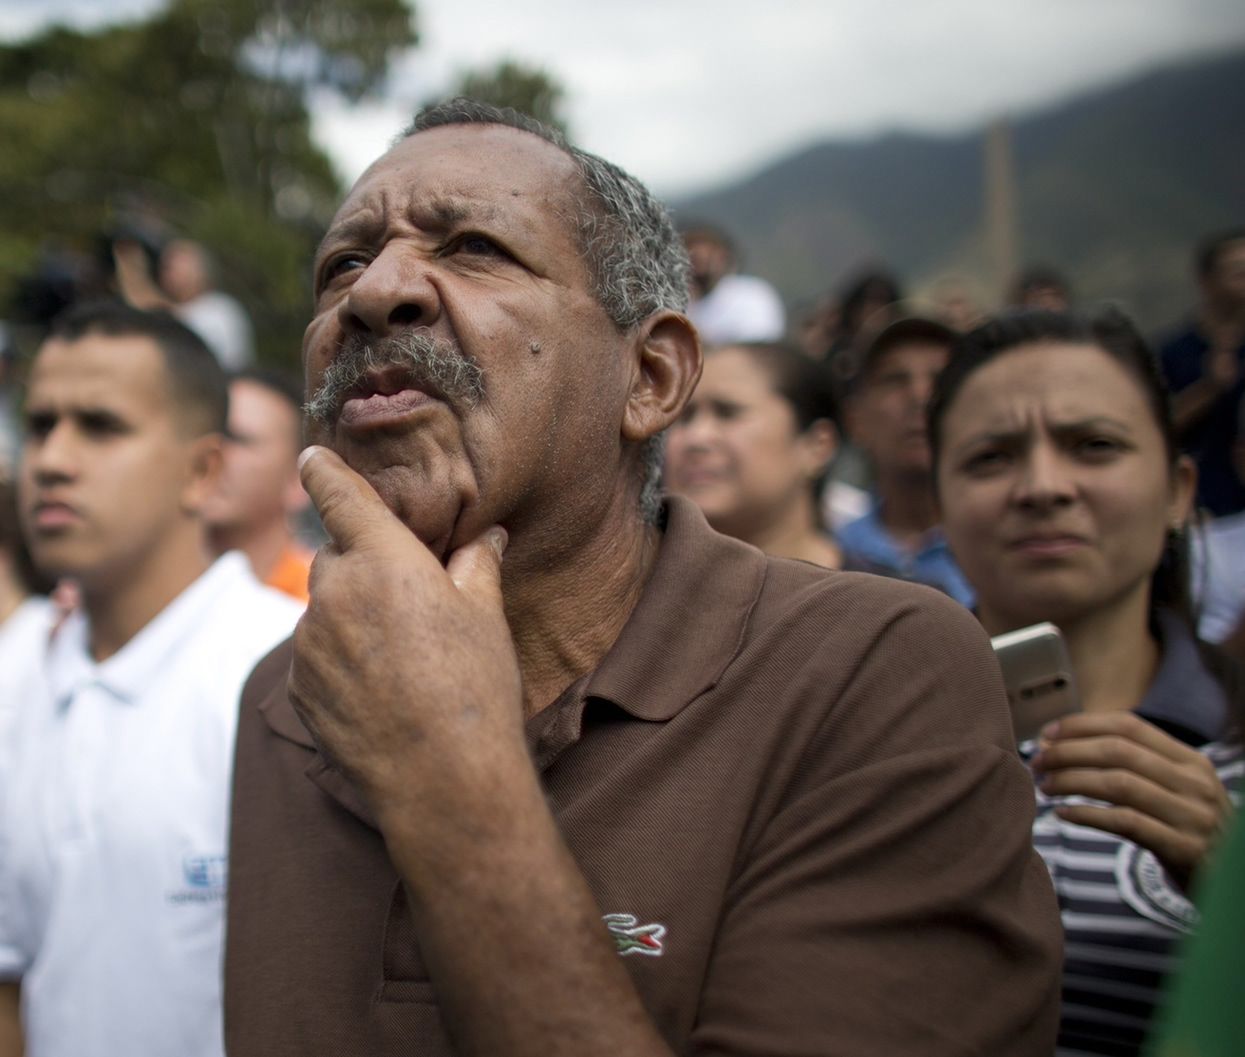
[664,348,833,537]
[935,342,1195,633]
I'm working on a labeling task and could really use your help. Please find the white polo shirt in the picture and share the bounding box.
[0,597,54,732]
[0,553,302,1057]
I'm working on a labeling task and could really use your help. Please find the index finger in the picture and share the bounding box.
[298,445,398,552]
[1042,711,1196,765]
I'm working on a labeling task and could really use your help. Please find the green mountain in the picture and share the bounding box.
[672,48,1245,332]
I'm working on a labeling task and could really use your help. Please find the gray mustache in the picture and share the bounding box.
[304,331,485,426]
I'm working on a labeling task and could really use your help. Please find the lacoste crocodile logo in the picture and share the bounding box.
[603,912,667,957]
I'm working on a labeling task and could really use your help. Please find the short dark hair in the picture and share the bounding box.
[230,367,305,448]
[1195,229,1245,280]
[47,299,228,436]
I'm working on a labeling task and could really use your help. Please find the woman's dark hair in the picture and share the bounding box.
[722,341,838,432]
[928,306,1243,722]
[711,341,839,522]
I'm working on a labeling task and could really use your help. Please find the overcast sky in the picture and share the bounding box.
[4,0,1245,197]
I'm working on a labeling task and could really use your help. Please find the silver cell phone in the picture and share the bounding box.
[989,622,1080,743]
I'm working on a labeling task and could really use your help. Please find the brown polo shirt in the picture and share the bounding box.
[225,496,1061,1055]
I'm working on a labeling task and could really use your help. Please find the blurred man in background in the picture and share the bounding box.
[0,302,299,1057]
[682,223,785,344]
[204,369,313,602]
[1159,229,1245,517]
[838,315,974,604]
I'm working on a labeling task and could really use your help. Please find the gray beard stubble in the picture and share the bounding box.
[304,331,485,426]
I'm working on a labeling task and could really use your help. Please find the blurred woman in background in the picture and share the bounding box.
[664,342,841,568]
[929,308,1241,1057]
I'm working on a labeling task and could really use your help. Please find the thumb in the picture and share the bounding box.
[446,526,508,608]
[299,445,396,552]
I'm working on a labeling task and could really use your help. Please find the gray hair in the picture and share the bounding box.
[402,99,689,520]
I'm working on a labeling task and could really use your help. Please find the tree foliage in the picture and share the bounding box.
[0,0,418,365]
[445,59,568,136]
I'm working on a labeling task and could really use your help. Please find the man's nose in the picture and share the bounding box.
[338,244,443,336]
[29,423,78,483]
[908,373,936,410]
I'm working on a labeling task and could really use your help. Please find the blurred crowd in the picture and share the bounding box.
[0,106,1242,1057]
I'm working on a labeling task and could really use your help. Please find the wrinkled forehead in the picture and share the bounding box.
[945,343,1155,432]
[326,124,586,247]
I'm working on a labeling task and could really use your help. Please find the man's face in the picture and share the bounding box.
[304,124,634,561]
[202,379,306,533]
[19,334,213,592]
[848,341,950,479]
[684,235,731,295]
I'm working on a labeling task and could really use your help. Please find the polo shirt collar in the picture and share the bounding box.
[265,498,767,829]
[580,495,766,721]
[48,553,253,710]
[262,496,766,743]
[1138,608,1228,745]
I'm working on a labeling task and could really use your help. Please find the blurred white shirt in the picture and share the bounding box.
[688,274,786,345]
[0,553,300,1057]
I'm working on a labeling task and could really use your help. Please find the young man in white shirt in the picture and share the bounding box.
[0,301,302,1057]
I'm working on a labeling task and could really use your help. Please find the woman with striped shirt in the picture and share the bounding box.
[929,308,1241,1057]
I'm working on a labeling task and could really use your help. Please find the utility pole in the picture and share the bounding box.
[984,116,1019,304]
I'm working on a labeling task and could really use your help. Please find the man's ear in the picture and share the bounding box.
[181,433,225,514]
[621,311,702,443]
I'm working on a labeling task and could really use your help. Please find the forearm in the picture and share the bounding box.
[0,982,22,1057]
[376,768,674,1057]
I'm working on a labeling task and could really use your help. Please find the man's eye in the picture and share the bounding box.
[80,413,126,436]
[455,234,504,258]
[321,254,367,284]
[25,414,54,439]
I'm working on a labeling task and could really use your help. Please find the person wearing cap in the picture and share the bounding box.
[838,314,975,605]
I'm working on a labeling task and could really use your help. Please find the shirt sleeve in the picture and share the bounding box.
[687,591,1063,1057]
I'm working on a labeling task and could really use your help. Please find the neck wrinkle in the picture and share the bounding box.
[504,507,660,721]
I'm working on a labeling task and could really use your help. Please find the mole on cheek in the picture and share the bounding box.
[529,341,542,355]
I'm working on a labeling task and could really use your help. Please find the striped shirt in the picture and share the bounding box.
[1022,611,1242,1056]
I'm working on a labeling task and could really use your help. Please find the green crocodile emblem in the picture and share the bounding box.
[603,913,667,957]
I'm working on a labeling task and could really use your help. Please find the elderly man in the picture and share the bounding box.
[838,315,976,606]
[224,101,1061,1056]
